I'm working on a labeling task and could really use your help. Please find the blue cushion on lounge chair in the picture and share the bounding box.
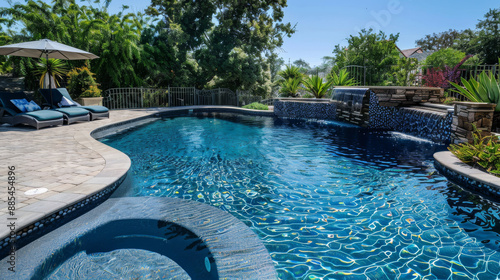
[80,105,108,113]
[26,100,42,112]
[23,110,64,121]
[54,107,89,117]
[10,98,30,112]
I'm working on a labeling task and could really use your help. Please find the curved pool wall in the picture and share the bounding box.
[0,196,277,279]
[434,151,500,200]
[33,218,219,280]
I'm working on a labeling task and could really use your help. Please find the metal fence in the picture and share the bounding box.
[103,87,261,109]
[339,63,499,88]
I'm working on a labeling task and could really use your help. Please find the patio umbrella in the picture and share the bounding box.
[0,38,99,103]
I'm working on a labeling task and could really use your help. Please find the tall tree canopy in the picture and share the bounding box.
[415,29,470,51]
[475,7,500,64]
[0,0,294,96]
[333,29,400,85]
[145,0,294,95]
[0,0,144,89]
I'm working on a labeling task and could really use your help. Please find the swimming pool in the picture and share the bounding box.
[102,112,500,279]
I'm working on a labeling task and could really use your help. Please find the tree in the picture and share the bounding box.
[475,8,500,64]
[147,0,295,93]
[333,29,400,85]
[423,48,466,69]
[293,59,311,73]
[415,29,469,51]
[388,57,418,86]
[302,74,333,98]
[0,0,144,89]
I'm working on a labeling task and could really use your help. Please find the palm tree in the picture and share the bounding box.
[279,77,302,97]
[302,74,333,98]
[278,65,303,80]
[327,68,357,86]
[35,58,68,88]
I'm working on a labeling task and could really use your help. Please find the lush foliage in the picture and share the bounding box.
[0,0,294,97]
[475,8,500,64]
[327,68,357,86]
[450,70,500,111]
[416,29,471,51]
[388,57,418,86]
[416,8,500,65]
[143,0,294,96]
[448,126,500,175]
[333,29,400,85]
[242,102,268,110]
[67,66,102,98]
[0,0,144,89]
[302,74,333,98]
[35,58,68,88]
[424,48,466,69]
[422,55,472,89]
[279,77,302,97]
[278,65,304,80]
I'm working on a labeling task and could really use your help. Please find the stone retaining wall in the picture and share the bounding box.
[451,102,496,143]
[370,86,443,107]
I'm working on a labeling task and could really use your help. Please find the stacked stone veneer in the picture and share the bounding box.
[370,86,443,106]
[451,102,496,143]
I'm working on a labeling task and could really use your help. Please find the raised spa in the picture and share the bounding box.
[31,219,217,279]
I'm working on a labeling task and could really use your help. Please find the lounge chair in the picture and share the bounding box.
[0,91,64,129]
[39,88,109,121]
[38,89,91,124]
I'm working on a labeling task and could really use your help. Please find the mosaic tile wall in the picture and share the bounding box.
[273,101,338,121]
[274,91,453,144]
[368,92,453,143]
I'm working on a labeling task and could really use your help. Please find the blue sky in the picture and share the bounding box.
[37,0,500,67]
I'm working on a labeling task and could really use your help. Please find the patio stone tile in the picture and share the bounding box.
[0,108,170,242]
[45,193,85,204]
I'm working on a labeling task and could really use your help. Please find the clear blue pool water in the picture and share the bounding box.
[102,113,500,279]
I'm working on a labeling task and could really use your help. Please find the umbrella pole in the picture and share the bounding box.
[47,52,53,108]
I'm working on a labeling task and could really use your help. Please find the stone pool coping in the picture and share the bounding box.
[0,106,277,277]
[434,151,500,199]
[0,196,277,279]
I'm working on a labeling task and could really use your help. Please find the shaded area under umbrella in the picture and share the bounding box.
[0,38,99,104]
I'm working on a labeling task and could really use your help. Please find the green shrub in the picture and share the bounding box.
[242,102,268,110]
[448,126,500,175]
[450,70,500,111]
[67,66,102,98]
[302,93,314,98]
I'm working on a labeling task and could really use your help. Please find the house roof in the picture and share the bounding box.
[396,46,433,62]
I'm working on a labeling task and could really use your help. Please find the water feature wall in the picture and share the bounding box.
[368,92,453,143]
[331,88,370,126]
[273,86,455,143]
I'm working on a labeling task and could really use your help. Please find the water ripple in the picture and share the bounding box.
[103,113,500,279]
